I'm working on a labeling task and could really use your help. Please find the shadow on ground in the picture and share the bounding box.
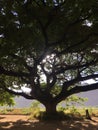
[0,118,98,130]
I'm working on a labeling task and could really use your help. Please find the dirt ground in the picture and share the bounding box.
[0,115,98,130]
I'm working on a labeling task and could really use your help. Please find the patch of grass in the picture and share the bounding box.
[21,108,31,115]
[0,107,98,121]
[29,108,41,120]
[0,108,31,115]
[0,109,8,114]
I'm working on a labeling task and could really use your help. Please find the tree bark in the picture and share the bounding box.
[45,102,57,115]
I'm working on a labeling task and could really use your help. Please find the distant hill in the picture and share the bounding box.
[14,97,33,108]
[14,90,98,108]
[77,89,98,107]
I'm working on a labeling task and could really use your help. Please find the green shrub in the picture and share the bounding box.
[57,95,88,115]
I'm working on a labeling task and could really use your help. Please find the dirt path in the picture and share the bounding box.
[0,115,98,130]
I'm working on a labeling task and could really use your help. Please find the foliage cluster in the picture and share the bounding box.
[0,0,98,115]
[58,95,88,113]
[0,89,15,107]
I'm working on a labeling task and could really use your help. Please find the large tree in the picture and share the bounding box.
[0,0,98,115]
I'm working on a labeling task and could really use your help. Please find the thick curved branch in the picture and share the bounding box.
[55,59,98,75]
[54,73,98,103]
[0,84,33,99]
[46,74,57,92]
[76,74,98,82]
[59,33,98,54]
[0,65,30,77]
[24,2,48,46]
[54,82,98,103]
[40,63,49,76]
[69,83,98,95]
[10,54,34,73]
[62,73,98,92]
[49,74,57,88]
[49,13,92,47]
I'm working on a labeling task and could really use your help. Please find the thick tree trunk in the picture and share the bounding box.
[45,102,57,115]
[43,102,65,120]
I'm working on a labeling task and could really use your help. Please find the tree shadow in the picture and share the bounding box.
[0,118,98,130]
[0,116,5,120]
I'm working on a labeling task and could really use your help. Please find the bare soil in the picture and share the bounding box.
[0,115,98,130]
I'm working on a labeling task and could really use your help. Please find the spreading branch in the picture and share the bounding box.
[0,65,30,77]
[55,59,98,75]
[0,83,33,99]
[49,13,92,47]
[10,54,33,72]
[54,73,98,103]
[69,82,98,95]
[24,1,48,46]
